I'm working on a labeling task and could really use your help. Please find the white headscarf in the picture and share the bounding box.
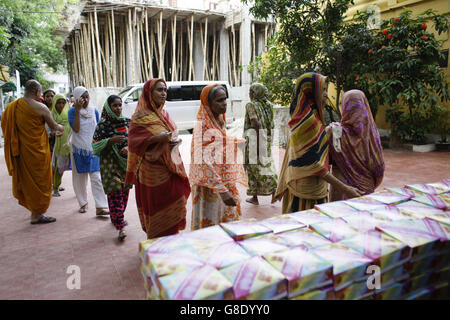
[70,86,97,151]
[73,86,94,118]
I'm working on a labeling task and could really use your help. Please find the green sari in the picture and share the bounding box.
[243,83,278,196]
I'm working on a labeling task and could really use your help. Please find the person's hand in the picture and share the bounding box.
[55,124,64,133]
[74,98,83,111]
[55,131,63,137]
[344,185,364,199]
[119,146,128,157]
[110,135,126,145]
[220,191,237,206]
[159,131,172,144]
[271,192,282,204]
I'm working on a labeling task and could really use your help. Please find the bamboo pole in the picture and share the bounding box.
[81,23,92,88]
[94,6,103,87]
[136,10,142,82]
[178,21,183,80]
[111,9,117,87]
[128,8,136,84]
[139,11,146,81]
[157,11,163,78]
[188,15,195,81]
[105,15,111,87]
[201,17,208,80]
[145,9,153,79]
[89,13,98,87]
[171,14,177,81]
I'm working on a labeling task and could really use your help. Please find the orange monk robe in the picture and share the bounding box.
[1,98,52,214]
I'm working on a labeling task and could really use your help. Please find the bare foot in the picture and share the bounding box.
[246,196,259,205]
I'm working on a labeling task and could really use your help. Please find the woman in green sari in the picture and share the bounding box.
[92,95,132,241]
[243,83,278,205]
[51,94,72,197]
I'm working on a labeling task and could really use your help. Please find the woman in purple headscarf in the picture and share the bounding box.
[328,89,385,201]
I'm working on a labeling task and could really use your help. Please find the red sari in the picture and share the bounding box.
[125,79,191,239]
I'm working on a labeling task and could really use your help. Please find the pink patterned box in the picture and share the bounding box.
[385,187,423,198]
[339,230,411,271]
[286,209,332,226]
[220,219,272,241]
[342,210,408,233]
[263,245,333,298]
[405,183,449,195]
[195,241,251,269]
[395,200,447,218]
[309,218,360,242]
[259,214,306,234]
[158,265,234,300]
[276,228,332,249]
[365,189,411,205]
[343,197,390,212]
[237,234,291,256]
[219,256,288,300]
[369,205,417,221]
[314,201,360,218]
[411,193,449,210]
[181,225,234,251]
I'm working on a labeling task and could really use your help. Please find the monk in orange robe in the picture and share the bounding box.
[1,80,64,224]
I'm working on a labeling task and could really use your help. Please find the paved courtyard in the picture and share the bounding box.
[0,133,449,299]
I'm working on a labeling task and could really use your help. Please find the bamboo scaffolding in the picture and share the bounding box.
[144,9,152,79]
[171,13,177,81]
[128,8,136,84]
[111,9,117,87]
[187,15,195,81]
[94,6,103,87]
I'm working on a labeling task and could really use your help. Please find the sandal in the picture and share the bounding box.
[52,190,61,197]
[96,208,110,216]
[118,229,127,241]
[79,204,88,213]
[31,215,56,224]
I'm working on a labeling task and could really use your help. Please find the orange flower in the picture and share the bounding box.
[394,17,399,22]
[422,35,428,40]
[368,49,373,54]
[365,75,369,79]
[354,81,358,85]
[382,45,386,49]
[355,76,360,80]
[388,34,392,40]
[421,23,427,30]
[382,29,389,35]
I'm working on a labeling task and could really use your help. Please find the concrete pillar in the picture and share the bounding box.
[219,22,229,82]
[193,28,204,81]
[240,4,252,87]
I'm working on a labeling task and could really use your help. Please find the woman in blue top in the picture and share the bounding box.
[69,86,109,215]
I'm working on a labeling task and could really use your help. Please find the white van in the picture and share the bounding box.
[118,81,235,131]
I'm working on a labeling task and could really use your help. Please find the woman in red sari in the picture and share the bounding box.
[125,79,191,239]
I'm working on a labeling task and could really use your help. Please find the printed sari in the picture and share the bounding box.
[189,84,247,230]
[125,78,191,238]
[328,90,385,201]
[275,73,330,213]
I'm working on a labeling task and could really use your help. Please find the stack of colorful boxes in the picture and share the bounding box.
[139,179,450,300]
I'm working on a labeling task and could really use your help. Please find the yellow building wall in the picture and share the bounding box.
[333,0,450,129]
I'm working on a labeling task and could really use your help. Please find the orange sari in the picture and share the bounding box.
[1,98,52,214]
[189,84,247,230]
[125,79,191,239]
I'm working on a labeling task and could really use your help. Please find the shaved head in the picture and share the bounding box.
[24,80,42,95]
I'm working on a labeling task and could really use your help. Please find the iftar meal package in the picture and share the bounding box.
[139,179,450,300]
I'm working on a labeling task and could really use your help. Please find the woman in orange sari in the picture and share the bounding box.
[125,79,191,239]
[189,84,247,230]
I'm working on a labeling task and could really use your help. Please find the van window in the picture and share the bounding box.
[130,88,143,101]
[167,84,228,101]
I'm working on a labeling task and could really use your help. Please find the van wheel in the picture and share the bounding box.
[187,129,193,134]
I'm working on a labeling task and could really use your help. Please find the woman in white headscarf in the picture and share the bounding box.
[68,86,109,215]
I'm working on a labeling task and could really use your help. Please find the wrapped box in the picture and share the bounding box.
[405,252,445,276]
[181,225,234,250]
[343,211,398,233]
[139,234,191,260]
[220,256,288,300]
[426,182,450,194]
[411,193,449,210]
[418,210,450,227]
[195,241,251,269]
[374,283,405,300]
[314,201,360,218]
[142,251,205,289]
[365,189,411,205]
[339,230,411,272]
[286,209,332,226]
[262,246,333,298]
[403,288,432,300]
[259,214,306,234]
[309,218,360,243]
[343,197,390,212]
[220,219,272,241]
[401,273,432,295]
[395,200,447,219]
[429,267,450,286]
[405,183,448,195]
[385,187,422,198]
[379,264,409,288]
[334,280,371,300]
[375,218,445,259]
[158,265,234,300]
[276,228,332,249]
[237,234,291,256]
[290,285,335,300]
[140,265,160,300]
[313,243,373,291]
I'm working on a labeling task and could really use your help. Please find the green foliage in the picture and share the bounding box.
[248,36,305,105]
[0,0,78,85]
[348,9,449,144]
